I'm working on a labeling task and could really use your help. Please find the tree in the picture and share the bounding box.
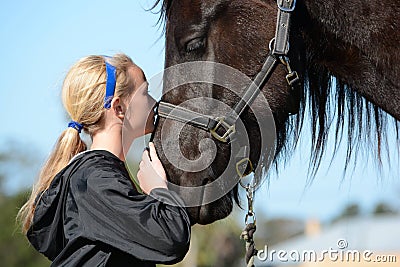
[260,218,304,245]
[0,140,50,266]
[332,203,360,223]
[373,202,397,215]
[0,191,50,267]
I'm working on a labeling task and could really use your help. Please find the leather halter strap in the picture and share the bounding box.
[157,0,297,144]
[158,101,218,131]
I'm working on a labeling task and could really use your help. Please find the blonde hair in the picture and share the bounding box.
[18,54,136,233]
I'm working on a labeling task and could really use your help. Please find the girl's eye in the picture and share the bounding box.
[185,37,206,53]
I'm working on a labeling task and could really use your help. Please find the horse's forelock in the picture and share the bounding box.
[151,0,172,25]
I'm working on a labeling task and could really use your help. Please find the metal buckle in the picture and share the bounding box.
[277,0,296,12]
[236,158,254,178]
[280,56,300,86]
[210,117,235,143]
[286,71,299,86]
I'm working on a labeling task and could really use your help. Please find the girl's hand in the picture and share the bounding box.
[137,142,168,194]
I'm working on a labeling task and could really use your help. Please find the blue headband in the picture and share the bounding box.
[68,121,83,133]
[104,59,117,109]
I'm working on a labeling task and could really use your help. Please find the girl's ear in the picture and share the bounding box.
[111,97,125,120]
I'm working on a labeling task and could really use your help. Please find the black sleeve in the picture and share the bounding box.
[71,166,191,264]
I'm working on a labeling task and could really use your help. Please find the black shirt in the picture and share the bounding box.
[27,150,191,266]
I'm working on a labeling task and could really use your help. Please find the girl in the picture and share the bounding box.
[17,54,191,266]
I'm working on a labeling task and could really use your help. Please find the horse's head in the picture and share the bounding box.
[149,0,400,225]
[152,0,302,225]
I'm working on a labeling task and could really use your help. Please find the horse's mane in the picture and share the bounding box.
[152,0,400,176]
[284,66,400,176]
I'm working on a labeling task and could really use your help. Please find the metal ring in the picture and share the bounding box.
[239,179,258,191]
[269,38,290,55]
[268,38,276,51]
[236,158,254,178]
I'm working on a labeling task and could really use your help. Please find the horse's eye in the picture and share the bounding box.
[185,37,206,53]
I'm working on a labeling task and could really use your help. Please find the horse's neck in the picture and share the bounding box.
[299,0,400,120]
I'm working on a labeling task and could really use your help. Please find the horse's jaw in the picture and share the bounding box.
[186,193,233,225]
[168,172,233,225]
[165,165,236,225]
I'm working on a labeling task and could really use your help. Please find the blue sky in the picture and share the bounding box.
[1,0,399,222]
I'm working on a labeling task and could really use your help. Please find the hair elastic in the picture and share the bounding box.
[104,58,117,109]
[68,121,83,133]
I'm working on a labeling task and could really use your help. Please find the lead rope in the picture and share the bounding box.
[240,184,258,267]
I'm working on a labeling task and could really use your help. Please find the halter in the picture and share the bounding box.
[157,0,298,179]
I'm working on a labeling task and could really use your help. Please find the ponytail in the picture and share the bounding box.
[17,127,86,233]
[17,53,135,233]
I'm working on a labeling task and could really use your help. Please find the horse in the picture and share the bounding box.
[150,0,400,225]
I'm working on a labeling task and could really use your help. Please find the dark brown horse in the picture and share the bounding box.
[151,0,400,225]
